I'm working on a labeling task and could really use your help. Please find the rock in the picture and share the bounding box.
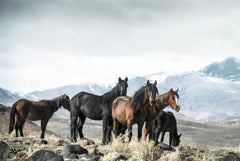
[115,154,128,161]
[85,144,99,155]
[89,154,102,161]
[40,140,48,145]
[64,144,88,154]
[26,150,63,161]
[78,138,95,147]
[216,152,240,161]
[55,140,68,146]
[157,143,176,151]
[0,141,11,160]
[62,144,89,159]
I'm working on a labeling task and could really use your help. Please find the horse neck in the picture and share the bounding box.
[102,85,120,104]
[157,92,169,110]
[173,126,179,139]
[130,86,148,110]
[49,96,63,111]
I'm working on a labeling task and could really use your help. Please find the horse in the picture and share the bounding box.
[143,88,180,140]
[8,94,70,139]
[115,88,180,141]
[152,111,181,146]
[70,77,128,144]
[112,80,158,142]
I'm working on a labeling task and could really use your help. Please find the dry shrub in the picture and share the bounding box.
[100,136,163,161]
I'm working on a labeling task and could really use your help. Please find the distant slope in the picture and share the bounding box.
[1,57,240,121]
[29,83,112,99]
[0,87,22,105]
[200,57,240,81]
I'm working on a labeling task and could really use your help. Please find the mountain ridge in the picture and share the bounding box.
[1,57,240,121]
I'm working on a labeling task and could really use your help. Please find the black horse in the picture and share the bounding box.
[70,77,128,144]
[152,111,181,146]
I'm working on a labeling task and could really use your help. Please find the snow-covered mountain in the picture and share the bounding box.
[200,57,240,82]
[0,87,38,105]
[0,87,22,105]
[1,57,240,121]
[29,83,112,99]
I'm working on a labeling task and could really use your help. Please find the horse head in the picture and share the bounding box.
[145,80,158,106]
[172,133,182,146]
[168,88,180,112]
[118,77,128,96]
[61,94,71,111]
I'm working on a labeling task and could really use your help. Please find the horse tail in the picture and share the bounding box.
[9,102,17,134]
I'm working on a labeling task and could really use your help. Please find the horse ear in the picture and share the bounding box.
[118,77,122,82]
[125,77,128,82]
[154,80,157,86]
[169,88,173,92]
[176,88,179,93]
[178,134,182,138]
[147,80,150,85]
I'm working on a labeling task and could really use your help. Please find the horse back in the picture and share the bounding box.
[112,96,132,124]
[155,111,176,132]
[71,91,106,120]
[15,99,51,120]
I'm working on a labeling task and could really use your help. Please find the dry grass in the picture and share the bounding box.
[99,136,163,161]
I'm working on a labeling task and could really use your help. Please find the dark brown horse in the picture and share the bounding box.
[112,80,158,142]
[8,94,70,139]
[143,88,180,140]
[152,111,181,146]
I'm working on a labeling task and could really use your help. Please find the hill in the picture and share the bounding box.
[1,107,240,160]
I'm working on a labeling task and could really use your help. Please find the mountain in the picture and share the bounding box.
[1,57,240,121]
[29,83,112,99]
[0,87,23,105]
[0,87,39,105]
[200,57,240,81]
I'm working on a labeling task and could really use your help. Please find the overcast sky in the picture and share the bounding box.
[0,0,240,93]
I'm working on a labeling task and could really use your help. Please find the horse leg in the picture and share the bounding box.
[112,119,119,138]
[127,120,133,142]
[70,111,78,142]
[15,123,19,137]
[169,132,172,146]
[137,122,144,141]
[102,115,109,144]
[40,118,49,139]
[154,128,161,145]
[19,119,25,137]
[77,114,86,139]
[106,117,113,143]
[143,121,152,141]
[160,131,165,143]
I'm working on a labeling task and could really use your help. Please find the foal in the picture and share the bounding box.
[152,111,181,146]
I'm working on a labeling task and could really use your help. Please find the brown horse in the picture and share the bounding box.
[112,80,158,142]
[8,94,70,139]
[152,111,181,146]
[143,88,180,140]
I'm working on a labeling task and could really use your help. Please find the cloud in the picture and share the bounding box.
[0,0,240,92]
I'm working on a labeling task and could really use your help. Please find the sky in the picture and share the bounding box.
[0,0,240,93]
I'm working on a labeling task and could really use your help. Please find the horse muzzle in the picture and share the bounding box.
[175,106,180,112]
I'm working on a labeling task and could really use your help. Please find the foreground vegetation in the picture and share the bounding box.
[1,107,240,160]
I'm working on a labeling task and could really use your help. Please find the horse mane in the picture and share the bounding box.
[130,86,147,109]
[102,84,121,105]
[46,95,65,111]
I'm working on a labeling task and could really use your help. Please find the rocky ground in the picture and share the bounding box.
[1,106,240,160]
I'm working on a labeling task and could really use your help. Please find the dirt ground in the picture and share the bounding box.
[44,114,240,149]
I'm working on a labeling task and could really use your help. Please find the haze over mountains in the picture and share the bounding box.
[1,57,240,121]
